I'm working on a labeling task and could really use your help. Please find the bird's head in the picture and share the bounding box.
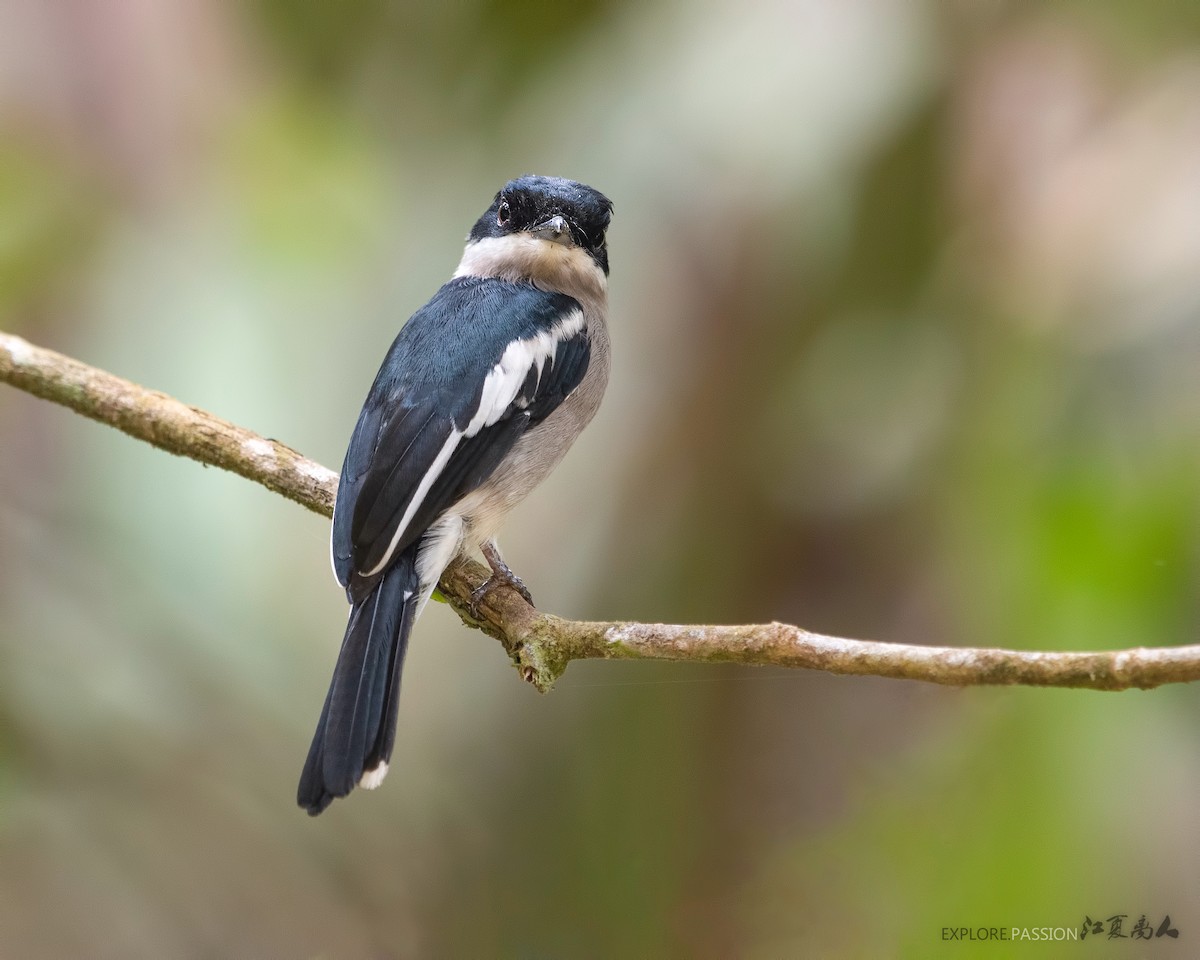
[458,175,614,296]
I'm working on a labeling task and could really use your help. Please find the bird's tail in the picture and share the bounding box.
[298,553,417,816]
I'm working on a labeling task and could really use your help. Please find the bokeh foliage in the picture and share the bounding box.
[1,0,1199,956]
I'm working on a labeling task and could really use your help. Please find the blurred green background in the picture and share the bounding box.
[2,0,1200,956]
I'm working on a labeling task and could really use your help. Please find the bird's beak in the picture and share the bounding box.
[530,215,573,245]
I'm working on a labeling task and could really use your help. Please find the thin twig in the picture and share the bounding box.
[3,329,1197,693]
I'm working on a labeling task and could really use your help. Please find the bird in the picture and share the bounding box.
[298,175,614,815]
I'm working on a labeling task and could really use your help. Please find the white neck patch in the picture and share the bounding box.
[454,234,607,300]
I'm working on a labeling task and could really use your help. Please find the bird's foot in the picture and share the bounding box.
[469,541,534,616]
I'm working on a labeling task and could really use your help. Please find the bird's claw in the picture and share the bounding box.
[468,570,534,618]
[469,542,535,617]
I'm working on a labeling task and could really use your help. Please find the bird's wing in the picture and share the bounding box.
[331,278,590,594]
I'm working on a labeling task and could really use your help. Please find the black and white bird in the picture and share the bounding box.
[298,175,614,815]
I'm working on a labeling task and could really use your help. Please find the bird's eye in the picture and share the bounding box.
[497,201,511,227]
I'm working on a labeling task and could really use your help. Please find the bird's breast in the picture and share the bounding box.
[453,303,611,548]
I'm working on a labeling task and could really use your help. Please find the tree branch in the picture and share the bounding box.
[4,329,1198,693]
